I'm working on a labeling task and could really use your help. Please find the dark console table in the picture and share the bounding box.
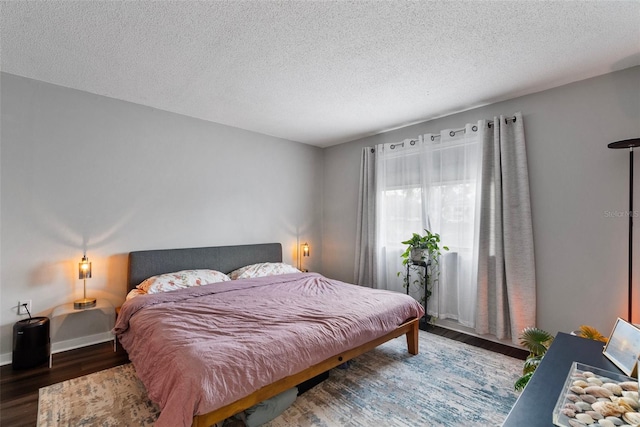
[502,332,620,426]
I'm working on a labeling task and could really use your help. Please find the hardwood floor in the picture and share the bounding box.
[427,325,529,360]
[1,342,129,427]
[0,327,527,426]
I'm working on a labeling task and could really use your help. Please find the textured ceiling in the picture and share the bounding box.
[1,1,639,147]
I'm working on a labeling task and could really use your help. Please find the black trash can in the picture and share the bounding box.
[12,317,50,370]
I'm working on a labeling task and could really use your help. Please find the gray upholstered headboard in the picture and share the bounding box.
[127,243,282,291]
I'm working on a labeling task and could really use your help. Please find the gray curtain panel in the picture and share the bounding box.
[475,112,537,344]
[354,147,377,287]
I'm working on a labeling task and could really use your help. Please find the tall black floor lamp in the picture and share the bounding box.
[607,138,640,323]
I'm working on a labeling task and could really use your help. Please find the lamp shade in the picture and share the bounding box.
[75,254,96,309]
[79,255,92,280]
[607,138,640,149]
[302,242,310,257]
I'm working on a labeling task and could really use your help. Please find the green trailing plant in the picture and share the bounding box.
[397,230,449,310]
[400,230,448,267]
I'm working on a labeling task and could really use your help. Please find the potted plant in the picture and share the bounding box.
[400,230,448,266]
[514,327,554,392]
[398,230,448,322]
[514,325,607,391]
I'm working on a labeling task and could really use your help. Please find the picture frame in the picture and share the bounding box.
[603,317,640,377]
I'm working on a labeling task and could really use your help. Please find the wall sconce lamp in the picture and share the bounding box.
[75,254,96,309]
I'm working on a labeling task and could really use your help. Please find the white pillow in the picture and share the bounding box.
[137,269,231,294]
[229,263,300,280]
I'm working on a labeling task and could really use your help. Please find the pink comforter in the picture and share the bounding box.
[114,272,424,427]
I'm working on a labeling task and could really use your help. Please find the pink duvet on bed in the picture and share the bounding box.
[114,272,424,427]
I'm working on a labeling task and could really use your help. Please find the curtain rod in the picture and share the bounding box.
[389,139,418,149]
[431,116,517,139]
[382,115,518,150]
[488,115,517,128]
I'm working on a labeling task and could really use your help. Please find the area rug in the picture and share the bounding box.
[38,331,522,426]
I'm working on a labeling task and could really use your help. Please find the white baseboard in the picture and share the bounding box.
[0,331,115,366]
[1,353,12,366]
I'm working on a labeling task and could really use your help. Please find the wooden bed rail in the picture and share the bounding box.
[192,317,420,427]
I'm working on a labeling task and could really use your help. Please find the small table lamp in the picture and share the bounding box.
[302,242,310,258]
[300,242,310,272]
[74,254,96,309]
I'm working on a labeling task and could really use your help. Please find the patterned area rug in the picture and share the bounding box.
[38,331,522,426]
[38,363,160,426]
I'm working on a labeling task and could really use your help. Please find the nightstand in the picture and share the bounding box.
[50,299,116,367]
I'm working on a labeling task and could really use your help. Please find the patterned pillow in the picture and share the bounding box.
[229,263,300,280]
[137,269,231,294]
[125,288,146,300]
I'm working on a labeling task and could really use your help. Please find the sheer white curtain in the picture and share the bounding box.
[375,139,425,296]
[374,128,482,326]
[424,125,482,327]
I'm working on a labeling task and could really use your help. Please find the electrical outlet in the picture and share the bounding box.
[18,300,32,315]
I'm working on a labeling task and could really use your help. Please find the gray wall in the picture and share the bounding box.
[322,66,640,337]
[2,67,638,361]
[0,73,323,361]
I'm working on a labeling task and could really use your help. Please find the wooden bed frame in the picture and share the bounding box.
[126,243,420,427]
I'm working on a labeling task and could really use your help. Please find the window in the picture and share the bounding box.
[376,130,481,327]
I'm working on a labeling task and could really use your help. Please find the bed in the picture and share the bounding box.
[114,243,424,427]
